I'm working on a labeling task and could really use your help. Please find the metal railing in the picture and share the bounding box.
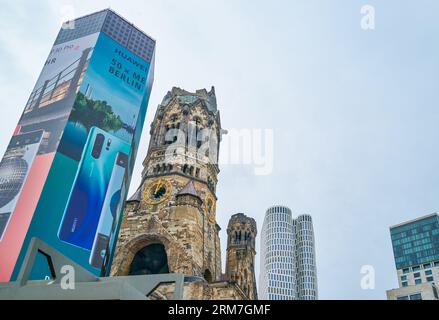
[24,47,93,113]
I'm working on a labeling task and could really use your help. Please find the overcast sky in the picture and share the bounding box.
[1,0,439,299]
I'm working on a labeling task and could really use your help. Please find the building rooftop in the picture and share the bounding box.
[177,180,201,199]
[160,86,217,113]
[390,213,438,230]
[227,213,257,232]
[54,9,155,62]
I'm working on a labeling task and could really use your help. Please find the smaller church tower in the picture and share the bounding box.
[225,213,258,300]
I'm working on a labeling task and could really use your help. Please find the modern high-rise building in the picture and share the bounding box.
[259,205,318,300]
[386,213,439,300]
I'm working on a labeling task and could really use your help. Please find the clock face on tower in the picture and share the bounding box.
[143,179,172,205]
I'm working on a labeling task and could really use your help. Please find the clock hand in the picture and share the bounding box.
[154,183,160,194]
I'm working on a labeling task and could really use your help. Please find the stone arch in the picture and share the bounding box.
[233,231,239,244]
[245,229,252,241]
[129,243,169,275]
[112,233,177,276]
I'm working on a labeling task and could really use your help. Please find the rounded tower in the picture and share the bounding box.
[259,206,318,300]
[294,214,318,300]
[225,213,258,300]
[259,205,296,300]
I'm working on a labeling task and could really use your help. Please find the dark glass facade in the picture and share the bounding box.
[390,214,439,269]
[55,9,155,63]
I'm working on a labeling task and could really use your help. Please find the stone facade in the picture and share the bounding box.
[150,281,247,300]
[110,87,257,300]
[225,213,258,300]
[387,283,439,300]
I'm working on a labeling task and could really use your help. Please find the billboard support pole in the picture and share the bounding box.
[17,237,98,286]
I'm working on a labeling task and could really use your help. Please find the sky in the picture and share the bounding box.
[1,0,439,299]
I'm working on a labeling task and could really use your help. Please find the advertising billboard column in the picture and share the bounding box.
[0,9,156,281]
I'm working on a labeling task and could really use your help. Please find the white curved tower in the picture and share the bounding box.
[259,205,296,300]
[259,205,318,300]
[294,214,318,300]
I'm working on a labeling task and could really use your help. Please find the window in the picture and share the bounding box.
[402,281,408,287]
[434,261,439,267]
[423,263,431,269]
[415,279,422,285]
[425,270,432,276]
[426,276,434,282]
[412,266,421,272]
[414,272,421,278]
[400,276,407,281]
[402,268,410,274]
[409,293,422,300]
[203,269,213,283]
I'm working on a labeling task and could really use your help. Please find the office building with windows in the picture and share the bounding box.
[386,213,439,300]
[259,205,318,300]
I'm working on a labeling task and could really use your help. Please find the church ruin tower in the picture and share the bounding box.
[225,213,258,300]
[110,87,223,281]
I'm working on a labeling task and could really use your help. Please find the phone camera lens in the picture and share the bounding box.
[92,134,105,159]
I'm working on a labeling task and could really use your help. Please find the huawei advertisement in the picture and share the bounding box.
[0,11,155,282]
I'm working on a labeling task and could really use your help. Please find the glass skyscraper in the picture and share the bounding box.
[390,213,439,289]
[259,205,318,300]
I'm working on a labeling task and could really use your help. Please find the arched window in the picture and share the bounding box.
[207,225,212,240]
[190,116,203,149]
[203,269,213,283]
[128,244,169,275]
[207,199,213,214]
[207,177,215,191]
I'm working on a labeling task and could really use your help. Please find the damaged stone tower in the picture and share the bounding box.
[110,87,257,300]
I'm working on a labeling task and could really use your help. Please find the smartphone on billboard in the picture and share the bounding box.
[0,130,43,240]
[99,177,127,276]
[58,126,130,250]
[89,152,128,269]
